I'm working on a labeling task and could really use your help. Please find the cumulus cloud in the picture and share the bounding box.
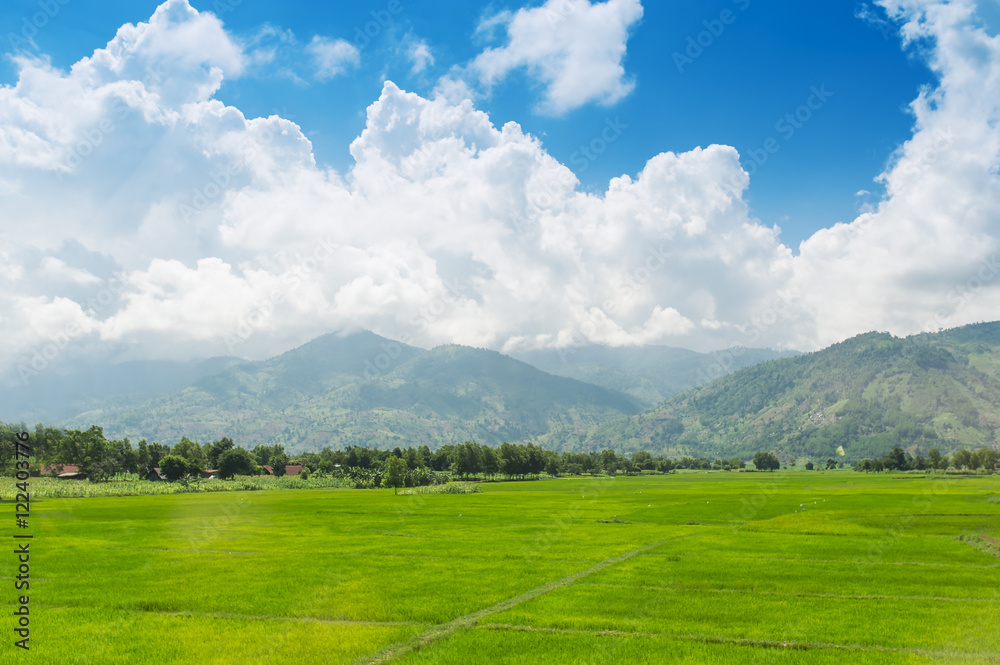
[469,0,644,115]
[787,0,1000,349]
[305,36,361,80]
[2,0,1000,383]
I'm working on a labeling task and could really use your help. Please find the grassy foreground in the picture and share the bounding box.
[2,472,999,663]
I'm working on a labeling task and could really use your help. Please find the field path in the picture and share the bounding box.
[354,538,672,664]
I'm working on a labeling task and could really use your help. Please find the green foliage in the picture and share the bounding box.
[383,456,407,494]
[217,447,257,479]
[63,335,642,453]
[752,452,780,472]
[159,455,192,482]
[205,437,235,469]
[576,322,1000,462]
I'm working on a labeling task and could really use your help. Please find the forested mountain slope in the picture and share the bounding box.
[545,322,1000,461]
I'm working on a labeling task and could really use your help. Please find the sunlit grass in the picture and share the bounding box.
[2,472,997,663]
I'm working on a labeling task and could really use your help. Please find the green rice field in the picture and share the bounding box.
[3,471,999,663]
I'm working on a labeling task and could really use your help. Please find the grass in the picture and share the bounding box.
[2,472,998,663]
[0,474,351,498]
[397,482,482,495]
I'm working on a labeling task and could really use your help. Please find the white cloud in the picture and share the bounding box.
[407,40,434,74]
[305,36,360,80]
[2,0,1000,381]
[469,0,644,115]
[787,0,1000,349]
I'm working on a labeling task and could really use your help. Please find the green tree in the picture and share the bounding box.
[136,439,151,472]
[206,437,235,469]
[632,450,654,470]
[270,452,288,477]
[882,446,907,471]
[148,442,170,467]
[544,450,561,477]
[217,447,257,479]
[753,452,780,472]
[451,441,481,479]
[480,445,499,479]
[159,455,190,482]
[600,449,619,475]
[952,449,973,470]
[927,448,944,470]
[805,461,814,470]
[383,456,407,495]
[173,437,206,474]
[498,442,523,478]
[977,448,998,472]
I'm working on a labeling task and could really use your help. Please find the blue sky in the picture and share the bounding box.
[1,0,999,373]
[2,0,934,248]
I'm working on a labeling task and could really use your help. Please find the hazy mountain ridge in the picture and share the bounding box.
[546,322,1000,461]
[509,344,800,405]
[62,334,647,453]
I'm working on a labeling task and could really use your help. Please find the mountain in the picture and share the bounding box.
[509,344,799,406]
[64,332,643,453]
[0,356,242,424]
[548,322,1000,461]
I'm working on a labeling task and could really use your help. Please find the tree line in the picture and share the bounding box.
[2,421,761,483]
[6,420,992,485]
[853,445,999,473]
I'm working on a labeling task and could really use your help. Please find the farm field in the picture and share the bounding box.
[4,472,1000,664]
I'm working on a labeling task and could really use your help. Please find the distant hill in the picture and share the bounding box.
[547,322,1000,462]
[509,344,799,406]
[64,332,643,453]
[0,356,242,424]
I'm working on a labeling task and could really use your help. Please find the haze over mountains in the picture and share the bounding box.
[4,322,1000,461]
[556,322,1000,462]
[2,331,791,454]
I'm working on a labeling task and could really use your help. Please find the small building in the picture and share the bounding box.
[201,469,219,479]
[261,464,305,476]
[146,468,164,482]
[42,464,86,480]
